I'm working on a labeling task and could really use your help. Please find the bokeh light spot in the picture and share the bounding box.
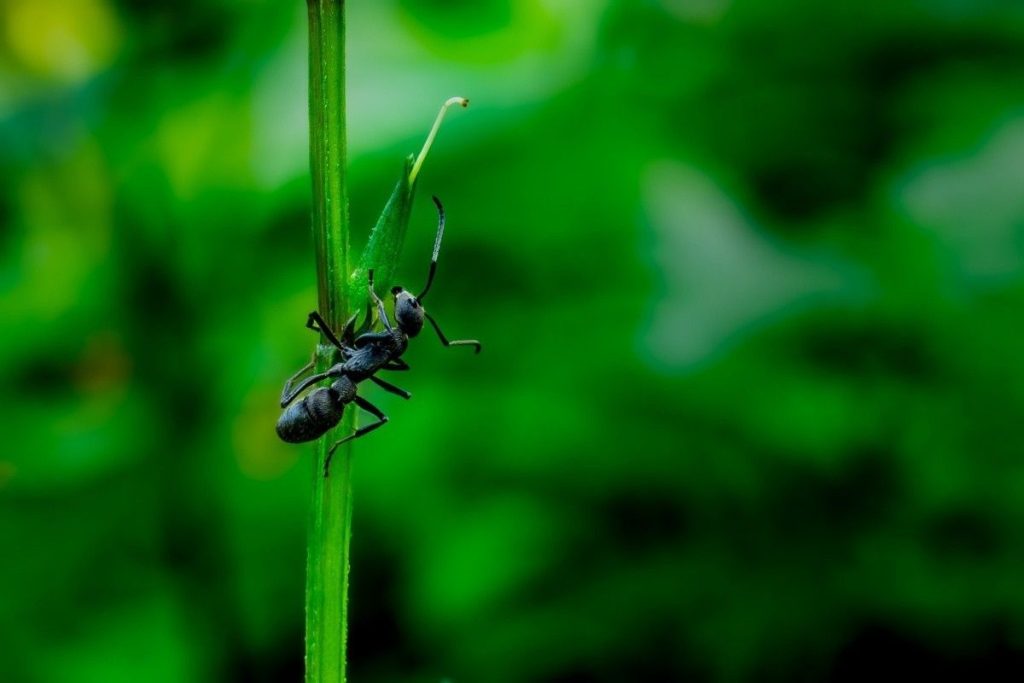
[3,0,122,83]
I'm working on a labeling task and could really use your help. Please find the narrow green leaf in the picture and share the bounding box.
[351,154,416,302]
[351,97,468,302]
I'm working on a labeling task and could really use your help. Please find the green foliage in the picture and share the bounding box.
[353,154,416,307]
[2,0,1024,682]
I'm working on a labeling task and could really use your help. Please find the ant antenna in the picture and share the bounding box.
[418,195,446,301]
[409,96,468,184]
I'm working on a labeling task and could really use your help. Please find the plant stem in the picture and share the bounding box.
[305,1,351,682]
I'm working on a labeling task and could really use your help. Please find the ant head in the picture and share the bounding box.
[391,286,425,336]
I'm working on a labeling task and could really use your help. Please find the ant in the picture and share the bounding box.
[276,195,481,476]
[274,314,410,476]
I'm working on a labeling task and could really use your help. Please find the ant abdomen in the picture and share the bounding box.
[276,378,356,443]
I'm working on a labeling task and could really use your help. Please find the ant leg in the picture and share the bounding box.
[280,364,344,408]
[424,312,481,354]
[323,396,388,477]
[281,357,316,406]
[307,312,357,360]
[384,358,410,371]
[370,375,411,399]
[306,311,350,352]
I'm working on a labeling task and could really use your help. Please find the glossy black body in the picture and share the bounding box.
[276,377,356,443]
[347,328,408,380]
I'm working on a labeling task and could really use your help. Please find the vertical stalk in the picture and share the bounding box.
[305,1,351,682]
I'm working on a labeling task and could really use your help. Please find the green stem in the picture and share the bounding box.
[305,1,351,682]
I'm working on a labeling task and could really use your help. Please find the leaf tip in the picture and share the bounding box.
[410,95,470,183]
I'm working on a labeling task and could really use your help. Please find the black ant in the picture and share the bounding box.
[274,319,408,476]
[276,195,480,475]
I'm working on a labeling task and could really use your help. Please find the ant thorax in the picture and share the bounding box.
[346,328,407,381]
[390,327,409,354]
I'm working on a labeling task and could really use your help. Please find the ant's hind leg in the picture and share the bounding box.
[370,375,411,399]
[281,365,344,408]
[324,396,389,477]
[280,356,315,406]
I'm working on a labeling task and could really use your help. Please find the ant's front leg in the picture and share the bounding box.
[306,311,351,352]
[384,358,410,371]
[424,312,482,354]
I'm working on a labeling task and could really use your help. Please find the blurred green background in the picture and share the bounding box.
[3,0,1024,681]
